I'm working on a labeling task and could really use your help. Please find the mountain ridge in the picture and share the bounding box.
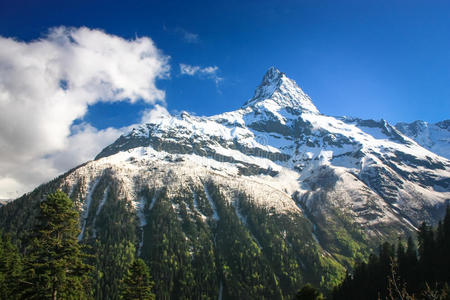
[396,119,450,159]
[1,67,449,298]
[94,67,450,229]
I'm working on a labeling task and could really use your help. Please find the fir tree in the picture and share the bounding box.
[417,221,436,286]
[442,206,450,283]
[121,258,155,300]
[21,190,92,300]
[295,283,323,300]
[0,232,23,299]
[396,237,407,284]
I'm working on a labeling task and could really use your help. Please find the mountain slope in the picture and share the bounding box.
[1,67,449,298]
[396,119,450,159]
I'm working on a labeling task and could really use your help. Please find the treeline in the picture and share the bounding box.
[332,206,450,300]
[0,190,155,300]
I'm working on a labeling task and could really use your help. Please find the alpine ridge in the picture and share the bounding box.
[396,119,450,159]
[1,67,449,299]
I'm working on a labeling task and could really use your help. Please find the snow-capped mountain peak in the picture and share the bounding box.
[5,67,449,299]
[249,67,284,100]
[243,67,319,114]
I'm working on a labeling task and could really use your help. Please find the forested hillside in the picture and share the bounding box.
[0,190,154,300]
[333,206,450,300]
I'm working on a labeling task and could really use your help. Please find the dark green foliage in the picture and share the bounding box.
[239,198,303,294]
[89,183,137,300]
[0,232,23,299]
[238,192,344,294]
[210,183,283,299]
[5,172,447,299]
[295,283,324,300]
[142,187,217,299]
[0,179,352,299]
[91,240,136,300]
[140,182,343,299]
[21,190,93,300]
[121,258,155,300]
[332,206,450,300]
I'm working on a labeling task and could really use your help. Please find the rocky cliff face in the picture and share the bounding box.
[1,68,449,298]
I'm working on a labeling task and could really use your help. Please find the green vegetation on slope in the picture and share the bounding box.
[332,206,450,300]
[0,175,425,299]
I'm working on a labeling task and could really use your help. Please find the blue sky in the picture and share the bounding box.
[1,0,450,197]
[1,0,449,128]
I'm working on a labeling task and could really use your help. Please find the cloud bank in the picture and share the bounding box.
[0,27,170,198]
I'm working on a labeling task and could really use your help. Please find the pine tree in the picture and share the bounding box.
[396,237,407,284]
[403,235,419,291]
[121,258,155,300]
[443,206,450,283]
[405,236,417,265]
[0,232,23,299]
[21,190,92,300]
[418,221,436,286]
[295,283,323,300]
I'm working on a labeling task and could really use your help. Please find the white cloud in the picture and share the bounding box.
[48,123,126,173]
[180,64,201,76]
[140,105,170,123]
[0,26,170,198]
[179,63,222,85]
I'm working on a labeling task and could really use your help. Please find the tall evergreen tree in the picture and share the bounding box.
[21,190,92,300]
[396,238,407,284]
[0,232,23,299]
[405,236,417,266]
[417,221,436,286]
[442,206,450,283]
[295,283,323,300]
[404,236,418,290]
[121,258,155,300]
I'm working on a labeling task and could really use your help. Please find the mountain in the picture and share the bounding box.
[1,67,449,299]
[396,120,450,159]
[0,199,11,207]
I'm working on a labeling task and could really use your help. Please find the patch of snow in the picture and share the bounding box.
[92,185,109,239]
[148,192,158,210]
[57,67,450,246]
[192,191,207,221]
[78,178,100,241]
[203,184,219,221]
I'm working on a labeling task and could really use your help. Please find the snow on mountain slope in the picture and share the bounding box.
[243,66,319,114]
[2,67,449,297]
[396,120,450,159]
[94,68,449,229]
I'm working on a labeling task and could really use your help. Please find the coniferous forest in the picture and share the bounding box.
[0,190,155,300]
[1,189,450,299]
[332,206,450,300]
